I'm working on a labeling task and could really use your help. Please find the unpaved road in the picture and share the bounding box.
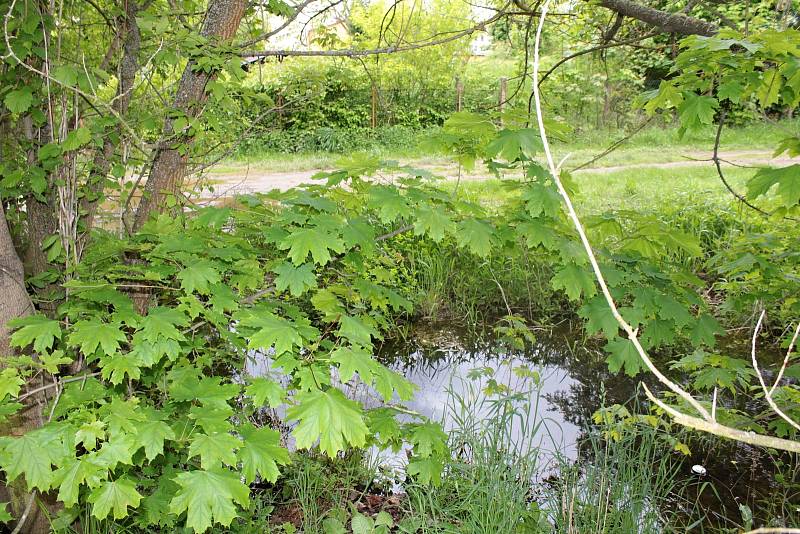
[204,150,795,197]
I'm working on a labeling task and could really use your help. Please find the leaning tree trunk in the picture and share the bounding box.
[132,0,247,231]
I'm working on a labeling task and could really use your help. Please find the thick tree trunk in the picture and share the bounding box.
[0,203,55,533]
[596,0,718,36]
[132,0,247,231]
[81,0,141,233]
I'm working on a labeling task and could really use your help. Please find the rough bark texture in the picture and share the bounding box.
[82,0,141,232]
[0,203,55,533]
[132,0,247,231]
[596,0,718,36]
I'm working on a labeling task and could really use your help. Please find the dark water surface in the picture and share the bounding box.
[376,324,800,529]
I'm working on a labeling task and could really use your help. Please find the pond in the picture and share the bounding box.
[374,324,799,529]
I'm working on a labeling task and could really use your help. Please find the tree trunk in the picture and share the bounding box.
[132,0,247,231]
[81,0,141,233]
[0,203,55,533]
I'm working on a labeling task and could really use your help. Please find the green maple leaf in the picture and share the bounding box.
[368,186,411,223]
[53,458,104,507]
[367,409,403,448]
[521,183,562,217]
[188,433,241,469]
[88,478,142,520]
[373,366,416,402]
[209,283,239,313]
[94,434,136,469]
[690,314,723,347]
[413,205,455,242]
[135,420,175,460]
[75,420,106,451]
[177,261,221,295]
[485,128,542,161]
[656,296,692,328]
[330,346,378,383]
[0,503,11,523]
[242,313,303,355]
[693,367,736,392]
[99,353,141,385]
[287,388,369,457]
[245,378,285,407]
[279,227,344,265]
[68,320,126,357]
[677,94,718,130]
[8,315,61,353]
[237,425,290,484]
[517,220,558,250]
[456,219,495,257]
[407,456,444,485]
[407,422,448,457]
[747,165,800,208]
[578,297,618,340]
[0,369,23,401]
[139,307,188,341]
[169,469,249,533]
[550,264,596,301]
[273,262,317,296]
[0,433,55,490]
[605,337,644,377]
[337,315,378,347]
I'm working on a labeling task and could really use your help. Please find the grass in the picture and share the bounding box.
[218,119,799,174]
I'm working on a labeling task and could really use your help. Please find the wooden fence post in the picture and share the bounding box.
[498,76,508,124]
[455,77,464,112]
[371,83,378,128]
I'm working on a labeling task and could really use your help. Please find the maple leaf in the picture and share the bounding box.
[169,469,250,533]
[188,433,241,469]
[75,420,106,451]
[456,219,495,257]
[0,369,23,401]
[88,478,142,520]
[237,425,290,484]
[273,261,317,296]
[413,205,455,242]
[177,261,221,295]
[605,337,644,377]
[579,297,618,340]
[690,314,723,347]
[330,346,378,383]
[337,315,379,347]
[373,366,416,402]
[656,296,692,328]
[747,165,800,208]
[241,313,303,355]
[138,307,188,341]
[53,458,104,507]
[550,264,596,301]
[517,220,558,250]
[368,186,412,223]
[68,320,127,357]
[135,420,175,460]
[8,315,61,353]
[407,456,444,485]
[287,388,369,457]
[485,128,542,161]
[0,433,56,490]
[279,227,344,265]
[677,94,718,131]
[99,353,142,385]
[407,422,448,457]
[521,183,562,217]
[245,378,285,407]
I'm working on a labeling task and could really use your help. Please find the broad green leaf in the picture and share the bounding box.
[53,458,104,507]
[352,514,373,534]
[0,369,23,401]
[135,420,175,460]
[579,297,618,340]
[677,94,718,130]
[605,338,644,377]
[330,346,377,383]
[188,433,240,469]
[413,205,455,242]
[169,469,250,532]
[88,478,142,520]
[68,320,126,357]
[408,422,448,457]
[279,227,344,265]
[407,456,444,485]
[368,186,411,223]
[485,128,542,161]
[99,353,141,385]
[242,313,303,355]
[1,433,55,490]
[521,183,562,217]
[746,165,800,208]
[550,264,596,301]
[373,366,416,402]
[246,378,285,407]
[177,261,221,295]
[690,314,723,347]
[338,315,378,347]
[4,87,34,113]
[9,315,61,353]
[274,262,317,296]
[287,388,369,457]
[75,420,106,451]
[455,219,495,257]
[237,425,290,484]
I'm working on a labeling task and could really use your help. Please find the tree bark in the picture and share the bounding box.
[81,0,141,233]
[132,0,247,231]
[596,0,718,36]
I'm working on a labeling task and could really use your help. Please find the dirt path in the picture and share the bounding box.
[204,149,795,196]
